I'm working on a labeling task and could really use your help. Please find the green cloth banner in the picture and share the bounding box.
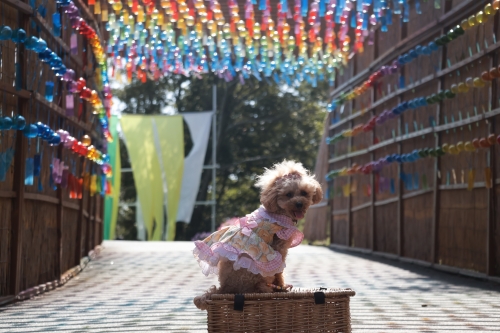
[104,116,120,240]
[153,116,184,241]
[120,115,164,240]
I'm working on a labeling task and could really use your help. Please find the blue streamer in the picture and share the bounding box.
[351,11,356,28]
[319,0,325,17]
[25,158,34,186]
[399,75,405,89]
[357,0,363,11]
[393,0,401,14]
[362,12,369,30]
[302,0,308,17]
[281,0,288,13]
[386,9,393,25]
[415,0,421,14]
[259,0,266,11]
[390,178,395,194]
[381,15,387,32]
[403,2,410,22]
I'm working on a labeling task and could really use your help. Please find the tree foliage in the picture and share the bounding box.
[113,74,329,240]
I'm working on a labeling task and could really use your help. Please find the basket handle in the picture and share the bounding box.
[234,294,245,311]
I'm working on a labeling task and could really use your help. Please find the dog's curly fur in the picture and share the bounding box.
[194,160,323,310]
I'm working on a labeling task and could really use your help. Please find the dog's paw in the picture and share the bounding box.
[193,294,209,310]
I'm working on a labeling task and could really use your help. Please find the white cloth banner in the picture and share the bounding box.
[176,112,213,223]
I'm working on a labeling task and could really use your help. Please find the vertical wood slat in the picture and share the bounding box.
[397,21,408,257]
[85,163,94,255]
[75,157,85,266]
[487,11,499,276]
[56,145,64,279]
[9,9,29,296]
[432,22,447,265]
[347,125,353,246]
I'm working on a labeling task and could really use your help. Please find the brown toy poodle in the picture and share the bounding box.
[193,160,323,310]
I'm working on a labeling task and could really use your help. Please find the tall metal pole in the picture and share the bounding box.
[211,85,217,232]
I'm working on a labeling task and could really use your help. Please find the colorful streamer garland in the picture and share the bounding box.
[326,134,500,180]
[327,1,500,144]
[104,0,433,86]
[329,1,500,111]
[0,115,112,173]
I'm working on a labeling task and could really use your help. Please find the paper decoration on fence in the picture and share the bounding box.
[327,64,500,146]
[0,119,113,177]
[329,0,500,111]
[326,134,500,182]
[2,2,113,142]
[104,0,437,86]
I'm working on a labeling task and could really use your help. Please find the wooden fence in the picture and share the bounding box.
[0,0,105,300]
[327,0,500,278]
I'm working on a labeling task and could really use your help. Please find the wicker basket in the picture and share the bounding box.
[205,288,355,333]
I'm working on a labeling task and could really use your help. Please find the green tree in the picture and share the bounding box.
[113,74,329,240]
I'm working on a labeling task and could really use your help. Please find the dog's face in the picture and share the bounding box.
[256,161,323,221]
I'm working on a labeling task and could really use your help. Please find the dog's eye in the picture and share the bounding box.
[286,192,293,198]
[301,191,308,196]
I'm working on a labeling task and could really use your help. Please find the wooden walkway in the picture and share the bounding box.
[0,241,499,332]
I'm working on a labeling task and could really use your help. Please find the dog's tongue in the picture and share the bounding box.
[294,211,305,219]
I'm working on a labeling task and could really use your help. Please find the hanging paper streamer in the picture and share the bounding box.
[52,13,61,37]
[90,174,97,196]
[33,153,41,177]
[390,178,395,194]
[25,158,34,186]
[485,167,492,189]
[66,95,74,117]
[15,63,22,91]
[0,148,15,182]
[61,168,69,189]
[467,169,475,191]
[70,33,78,54]
[342,184,350,197]
[45,81,54,102]
[83,172,90,190]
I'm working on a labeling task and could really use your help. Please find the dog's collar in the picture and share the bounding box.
[255,206,295,227]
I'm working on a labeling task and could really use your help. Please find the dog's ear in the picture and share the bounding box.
[312,181,323,205]
[260,186,280,213]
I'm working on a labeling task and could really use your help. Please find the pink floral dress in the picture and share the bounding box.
[193,206,303,277]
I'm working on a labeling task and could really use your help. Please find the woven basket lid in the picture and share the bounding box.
[209,288,355,301]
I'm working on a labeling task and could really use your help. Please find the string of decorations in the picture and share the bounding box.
[328,1,499,111]
[325,133,500,181]
[60,0,114,142]
[0,116,112,172]
[104,0,435,86]
[0,20,113,142]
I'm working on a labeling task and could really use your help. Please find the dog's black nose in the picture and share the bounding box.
[295,202,303,209]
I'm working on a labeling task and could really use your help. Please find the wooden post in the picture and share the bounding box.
[56,145,64,278]
[9,10,29,296]
[74,157,85,266]
[85,163,93,255]
[487,13,499,275]
[397,19,409,258]
[347,122,353,246]
[432,16,448,264]
[371,31,379,251]
[90,172,96,250]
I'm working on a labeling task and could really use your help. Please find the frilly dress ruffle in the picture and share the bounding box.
[193,206,304,277]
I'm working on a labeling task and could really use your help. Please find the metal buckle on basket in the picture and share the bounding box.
[233,294,245,311]
[314,291,326,305]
